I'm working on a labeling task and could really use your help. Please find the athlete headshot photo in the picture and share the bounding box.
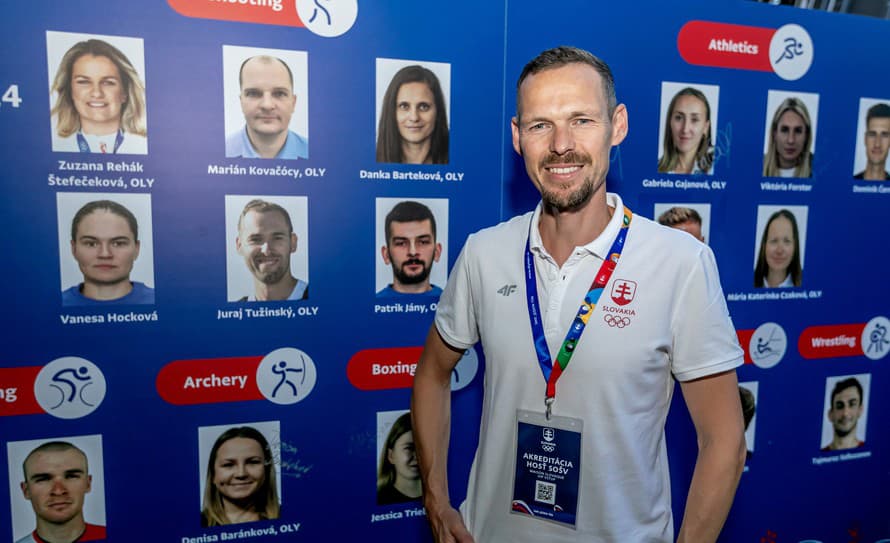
[57,193,155,306]
[853,98,890,180]
[198,422,281,526]
[654,203,711,244]
[375,197,448,297]
[47,31,147,155]
[223,45,308,160]
[225,195,309,302]
[656,82,719,175]
[821,374,870,451]
[375,58,451,165]
[7,435,106,543]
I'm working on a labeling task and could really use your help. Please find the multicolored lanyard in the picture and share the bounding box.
[524,206,632,419]
[77,130,125,154]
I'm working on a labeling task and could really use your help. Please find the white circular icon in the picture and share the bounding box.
[451,348,479,392]
[861,315,890,360]
[769,24,814,81]
[256,347,317,404]
[34,357,106,419]
[749,322,787,369]
[295,0,358,38]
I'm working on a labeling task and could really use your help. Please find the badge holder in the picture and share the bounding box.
[510,409,583,529]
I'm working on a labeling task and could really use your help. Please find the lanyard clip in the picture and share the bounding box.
[545,397,554,421]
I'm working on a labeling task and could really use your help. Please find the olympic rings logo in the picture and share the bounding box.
[604,315,630,328]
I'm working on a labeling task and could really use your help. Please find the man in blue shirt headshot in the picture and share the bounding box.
[377,200,442,297]
[226,55,308,160]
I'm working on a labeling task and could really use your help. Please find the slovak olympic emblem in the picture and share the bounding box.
[610,279,637,306]
[542,427,555,442]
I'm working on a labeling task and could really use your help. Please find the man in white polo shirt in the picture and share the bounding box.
[411,46,745,543]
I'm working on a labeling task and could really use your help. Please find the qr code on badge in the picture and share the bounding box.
[535,480,556,504]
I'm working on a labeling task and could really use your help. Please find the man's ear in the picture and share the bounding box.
[610,104,628,146]
[511,116,522,156]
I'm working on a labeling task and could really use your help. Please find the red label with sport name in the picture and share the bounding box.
[737,329,755,364]
[678,20,774,72]
[798,324,865,359]
[347,347,422,390]
[156,356,263,405]
[167,0,305,28]
[0,366,43,416]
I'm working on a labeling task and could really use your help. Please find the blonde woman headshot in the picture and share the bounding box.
[201,426,280,526]
[50,37,147,154]
[657,87,714,175]
[763,97,813,178]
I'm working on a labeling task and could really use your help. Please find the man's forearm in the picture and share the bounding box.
[411,326,464,509]
[676,431,746,542]
[412,361,453,507]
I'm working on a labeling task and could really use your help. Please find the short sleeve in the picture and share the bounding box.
[434,234,480,350]
[671,245,744,381]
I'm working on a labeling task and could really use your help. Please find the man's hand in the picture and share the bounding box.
[426,503,475,543]
[412,325,473,543]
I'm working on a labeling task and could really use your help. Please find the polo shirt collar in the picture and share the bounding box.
[528,192,625,260]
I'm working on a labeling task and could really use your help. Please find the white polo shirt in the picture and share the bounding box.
[435,192,743,542]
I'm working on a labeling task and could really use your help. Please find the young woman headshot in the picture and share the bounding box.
[377,412,422,505]
[763,97,814,178]
[658,86,714,175]
[201,426,280,526]
[50,37,147,154]
[376,64,449,165]
[754,209,803,288]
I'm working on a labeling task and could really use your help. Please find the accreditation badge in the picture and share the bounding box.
[510,409,583,529]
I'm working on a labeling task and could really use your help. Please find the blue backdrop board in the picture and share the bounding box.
[0,1,887,542]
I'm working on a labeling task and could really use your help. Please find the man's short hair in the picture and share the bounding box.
[22,441,88,481]
[866,103,890,124]
[71,200,139,241]
[516,46,617,118]
[238,55,294,91]
[657,206,702,228]
[830,377,863,405]
[384,201,436,242]
[238,199,293,233]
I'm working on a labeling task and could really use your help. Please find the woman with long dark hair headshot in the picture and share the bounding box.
[376,65,449,164]
[754,209,802,288]
[377,412,422,504]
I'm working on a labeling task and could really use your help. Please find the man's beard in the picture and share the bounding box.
[251,258,289,285]
[834,422,856,438]
[393,258,432,285]
[536,150,601,212]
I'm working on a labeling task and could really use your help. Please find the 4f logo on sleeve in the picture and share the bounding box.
[610,279,637,306]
